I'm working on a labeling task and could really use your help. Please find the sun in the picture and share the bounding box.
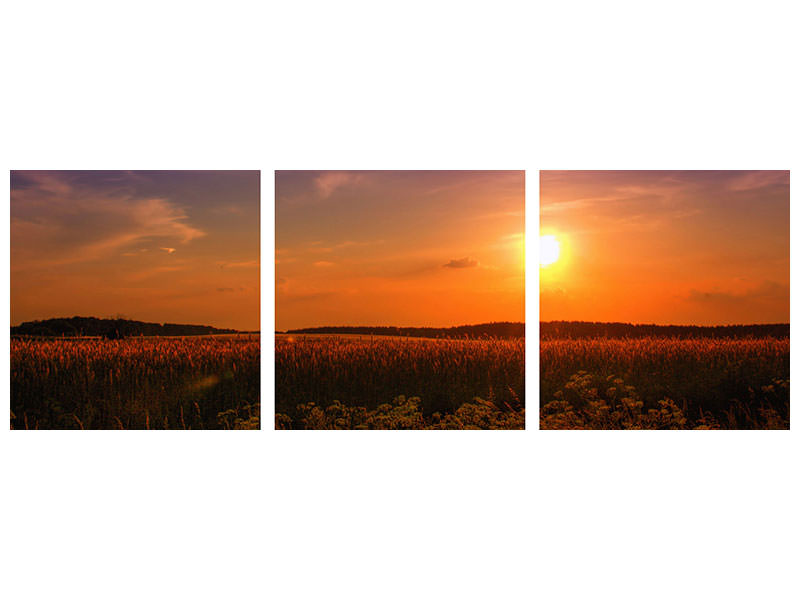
[540,235,560,267]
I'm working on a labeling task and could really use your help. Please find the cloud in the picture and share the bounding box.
[133,197,205,244]
[10,173,205,269]
[727,171,788,192]
[540,171,790,233]
[314,172,363,198]
[687,281,788,305]
[684,281,789,322]
[313,261,335,267]
[216,260,259,269]
[443,257,479,269]
[161,247,176,254]
[122,248,149,257]
[309,239,385,253]
[217,287,235,292]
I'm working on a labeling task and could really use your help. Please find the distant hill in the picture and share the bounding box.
[541,321,789,340]
[11,316,251,338]
[284,322,524,340]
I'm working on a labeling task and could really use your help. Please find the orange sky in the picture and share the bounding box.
[276,171,524,330]
[540,170,789,325]
[11,171,260,331]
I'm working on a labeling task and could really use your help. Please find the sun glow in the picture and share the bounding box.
[540,235,561,267]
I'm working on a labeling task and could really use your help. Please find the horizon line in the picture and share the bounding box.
[279,321,524,331]
[11,315,260,331]
[540,320,789,327]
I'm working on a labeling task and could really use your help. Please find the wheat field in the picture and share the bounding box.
[540,337,789,429]
[11,336,260,430]
[275,335,525,429]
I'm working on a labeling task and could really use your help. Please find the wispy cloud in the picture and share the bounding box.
[443,257,479,269]
[727,170,789,192]
[216,260,259,269]
[683,281,789,323]
[686,281,788,305]
[11,174,205,270]
[121,249,149,257]
[540,172,712,233]
[309,239,385,253]
[314,172,364,198]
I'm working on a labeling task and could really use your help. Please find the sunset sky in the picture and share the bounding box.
[540,170,789,325]
[11,171,260,331]
[276,171,524,330]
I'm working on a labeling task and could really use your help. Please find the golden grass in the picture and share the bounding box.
[11,336,260,430]
[540,337,789,430]
[276,335,525,430]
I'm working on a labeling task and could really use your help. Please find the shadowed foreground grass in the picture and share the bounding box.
[540,337,789,430]
[276,335,525,429]
[11,337,260,430]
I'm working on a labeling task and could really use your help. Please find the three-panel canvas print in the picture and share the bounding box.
[9,170,790,430]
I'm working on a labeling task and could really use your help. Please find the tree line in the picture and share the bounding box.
[285,321,525,340]
[541,321,789,339]
[11,316,245,338]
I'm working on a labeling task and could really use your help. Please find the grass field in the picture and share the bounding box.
[11,336,260,430]
[275,335,525,429]
[540,337,789,430]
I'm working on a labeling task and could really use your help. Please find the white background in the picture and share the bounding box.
[1,1,798,598]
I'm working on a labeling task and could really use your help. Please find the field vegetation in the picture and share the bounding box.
[540,335,789,430]
[276,335,525,429]
[11,336,260,429]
